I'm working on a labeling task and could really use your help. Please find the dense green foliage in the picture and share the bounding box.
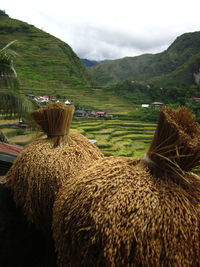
[186,102,200,123]
[108,80,152,104]
[108,79,200,107]
[128,108,159,122]
[89,31,200,88]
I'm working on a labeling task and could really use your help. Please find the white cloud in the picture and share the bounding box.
[1,0,200,60]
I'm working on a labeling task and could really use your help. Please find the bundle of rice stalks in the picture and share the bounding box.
[4,102,103,230]
[146,106,200,180]
[53,106,200,267]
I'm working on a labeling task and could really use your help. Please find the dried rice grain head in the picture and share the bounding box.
[53,155,200,267]
[4,103,103,230]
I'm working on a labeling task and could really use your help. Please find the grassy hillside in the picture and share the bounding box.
[0,11,92,92]
[44,87,136,113]
[89,31,200,86]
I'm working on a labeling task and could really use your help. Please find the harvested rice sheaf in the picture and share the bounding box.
[4,103,103,230]
[53,107,200,267]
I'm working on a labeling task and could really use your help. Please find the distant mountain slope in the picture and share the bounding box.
[0,11,92,93]
[89,31,200,86]
[81,59,100,67]
[81,58,108,67]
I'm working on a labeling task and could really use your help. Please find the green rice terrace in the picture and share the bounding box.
[72,119,156,157]
[1,118,156,157]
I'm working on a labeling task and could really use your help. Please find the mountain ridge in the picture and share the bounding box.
[89,31,200,87]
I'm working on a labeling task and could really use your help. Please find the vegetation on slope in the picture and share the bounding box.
[89,31,200,87]
[0,10,93,93]
[108,79,200,106]
[81,58,101,67]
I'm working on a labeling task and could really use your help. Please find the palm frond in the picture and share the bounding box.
[0,40,18,53]
[0,91,38,118]
[0,40,19,90]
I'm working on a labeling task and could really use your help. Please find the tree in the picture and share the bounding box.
[0,40,36,142]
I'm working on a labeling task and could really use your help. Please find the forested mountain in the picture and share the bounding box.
[89,31,200,87]
[0,10,93,94]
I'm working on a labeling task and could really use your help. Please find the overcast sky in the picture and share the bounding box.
[1,0,200,60]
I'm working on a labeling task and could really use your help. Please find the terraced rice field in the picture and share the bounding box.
[1,118,156,157]
[71,119,156,157]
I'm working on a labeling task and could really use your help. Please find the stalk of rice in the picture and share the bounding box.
[4,102,103,230]
[53,106,200,267]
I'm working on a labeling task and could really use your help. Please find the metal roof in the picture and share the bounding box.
[0,142,23,163]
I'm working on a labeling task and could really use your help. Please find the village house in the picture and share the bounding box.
[96,111,107,118]
[74,109,89,117]
[64,100,71,105]
[141,104,149,108]
[26,94,35,99]
[87,110,97,117]
[49,96,57,101]
[34,96,50,105]
[151,102,164,108]
[190,97,200,103]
